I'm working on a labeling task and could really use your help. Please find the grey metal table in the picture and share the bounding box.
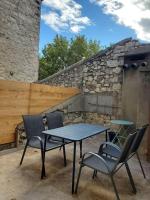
[111,120,134,126]
[43,123,109,193]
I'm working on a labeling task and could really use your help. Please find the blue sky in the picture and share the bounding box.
[39,0,150,53]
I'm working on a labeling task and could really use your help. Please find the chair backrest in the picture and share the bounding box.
[45,112,63,130]
[118,132,137,163]
[23,115,45,139]
[130,124,149,153]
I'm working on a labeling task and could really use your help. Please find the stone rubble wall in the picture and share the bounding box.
[39,59,85,88]
[0,0,42,82]
[40,39,141,123]
[40,39,140,91]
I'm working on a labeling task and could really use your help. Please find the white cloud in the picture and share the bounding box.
[70,25,84,33]
[41,0,91,33]
[90,0,150,42]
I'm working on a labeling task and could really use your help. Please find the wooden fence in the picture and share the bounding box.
[0,80,80,145]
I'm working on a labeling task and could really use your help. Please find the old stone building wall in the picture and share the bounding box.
[40,38,141,123]
[0,0,42,82]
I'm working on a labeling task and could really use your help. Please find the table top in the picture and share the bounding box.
[111,120,134,126]
[43,123,108,141]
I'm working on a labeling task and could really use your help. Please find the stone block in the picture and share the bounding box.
[113,67,121,74]
[112,83,121,90]
[107,60,119,68]
[104,83,109,87]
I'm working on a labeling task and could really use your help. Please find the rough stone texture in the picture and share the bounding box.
[0,0,42,82]
[39,59,85,88]
[39,38,141,121]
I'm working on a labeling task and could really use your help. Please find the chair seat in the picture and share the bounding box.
[102,146,121,158]
[28,138,63,150]
[82,154,117,174]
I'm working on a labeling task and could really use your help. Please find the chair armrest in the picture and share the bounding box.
[29,136,44,149]
[81,152,111,173]
[32,136,42,142]
[99,142,122,155]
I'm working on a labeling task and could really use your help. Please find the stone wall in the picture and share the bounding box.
[40,38,140,90]
[40,38,141,121]
[39,59,85,88]
[0,0,42,82]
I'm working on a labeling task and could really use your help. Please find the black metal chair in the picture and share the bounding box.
[45,112,83,158]
[45,112,71,144]
[75,132,137,200]
[20,114,67,179]
[108,125,136,145]
[101,124,149,178]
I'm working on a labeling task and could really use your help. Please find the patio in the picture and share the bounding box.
[0,1,150,199]
[0,135,150,200]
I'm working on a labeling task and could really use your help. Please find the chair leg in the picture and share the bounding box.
[92,170,95,179]
[41,148,46,179]
[125,163,136,194]
[40,137,46,179]
[62,145,67,167]
[92,170,97,179]
[136,152,146,178]
[110,175,120,200]
[75,165,83,193]
[20,140,28,165]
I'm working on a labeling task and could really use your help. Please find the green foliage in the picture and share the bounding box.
[39,35,101,80]
[67,35,88,64]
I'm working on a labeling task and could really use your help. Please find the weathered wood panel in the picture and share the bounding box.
[0,80,80,144]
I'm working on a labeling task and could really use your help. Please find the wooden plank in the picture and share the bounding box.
[0,133,15,145]
[0,107,28,115]
[0,99,29,107]
[0,91,30,99]
[0,115,21,120]
[30,83,79,93]
[0,118,22,125]
[29,90,79,96]
[0,125,17,133]
[0,80,30,91]
[30,94,69,100]
[29,99,64,105]
[30,96,68,100]
[29,106,57,114]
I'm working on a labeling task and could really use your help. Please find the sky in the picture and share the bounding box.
[39,0,150,53]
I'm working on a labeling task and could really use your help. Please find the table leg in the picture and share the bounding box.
[72,141,76,194]
[80,140,82,158]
